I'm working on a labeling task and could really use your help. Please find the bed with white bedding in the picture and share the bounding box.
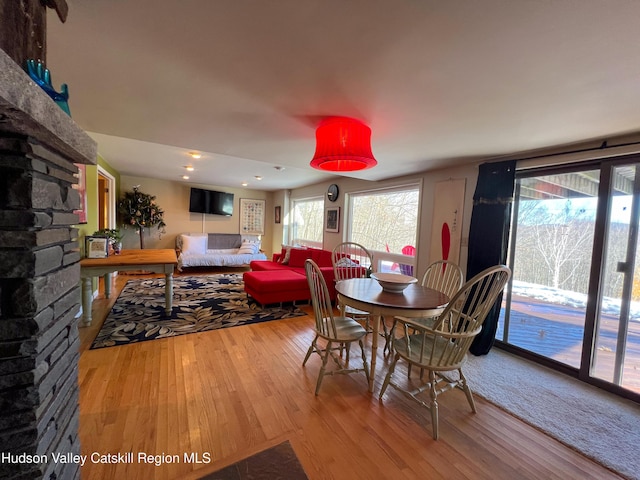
[176,233,266,271]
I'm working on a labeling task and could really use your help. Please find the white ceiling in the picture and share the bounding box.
[46,0,640,191]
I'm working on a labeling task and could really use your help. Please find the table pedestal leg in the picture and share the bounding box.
[104,273,112,298]
[369,315,380,392]
[165,272,173,316]
[81,276,93,326]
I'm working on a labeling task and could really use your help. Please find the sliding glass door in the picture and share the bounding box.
[499,157,640,399]
[591,163,640,393]
[499,168,599,368]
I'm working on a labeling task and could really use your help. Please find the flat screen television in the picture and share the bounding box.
[189,188,234,216]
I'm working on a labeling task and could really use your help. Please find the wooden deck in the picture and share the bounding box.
[501,295,640,394]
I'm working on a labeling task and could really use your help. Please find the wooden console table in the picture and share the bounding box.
[79,249,178,325]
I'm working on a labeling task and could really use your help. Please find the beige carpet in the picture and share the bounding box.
[464,348,640,480]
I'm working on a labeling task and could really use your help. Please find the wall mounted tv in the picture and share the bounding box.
[189,188,234,216]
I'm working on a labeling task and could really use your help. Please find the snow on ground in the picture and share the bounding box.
[511,280,640,321]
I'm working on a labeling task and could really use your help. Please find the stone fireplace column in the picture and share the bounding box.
[0,48,96,479]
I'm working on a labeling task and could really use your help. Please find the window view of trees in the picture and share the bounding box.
[514,198,597,294]
[514,188,636,300]
[291,198,323,245]
[349,187,419,254]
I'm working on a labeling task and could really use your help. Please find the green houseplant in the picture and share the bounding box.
[93,228,124,254]
[117,186,166,249]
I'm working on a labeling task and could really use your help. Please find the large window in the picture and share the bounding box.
[291,197,323,248]
[348,185,420,272]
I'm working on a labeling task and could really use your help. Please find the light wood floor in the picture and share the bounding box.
[77,273,625,480]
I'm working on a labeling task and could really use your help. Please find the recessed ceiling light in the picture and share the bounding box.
[241,182,248,187]
[185,165,195,171]
[182,175,190,180]
[255,176,262,180]
[274,166,285,171]
[189,152,201,159]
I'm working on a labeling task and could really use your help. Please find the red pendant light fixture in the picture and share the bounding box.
[310,117,377,171]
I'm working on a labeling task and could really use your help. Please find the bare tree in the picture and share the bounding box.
[292,199,324,243]
[515,199,595,291]
[350,191,418,252]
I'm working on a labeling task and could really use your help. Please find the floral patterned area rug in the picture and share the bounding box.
[90,274,306,349]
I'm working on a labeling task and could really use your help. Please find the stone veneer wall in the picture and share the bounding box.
[0,48,96,479]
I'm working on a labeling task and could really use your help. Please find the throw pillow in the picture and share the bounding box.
[336,257,360,267]
[316,249,333,267]
[238,241,259,255]
[181,235,207,255]
[279,245,295,265]
[288,248,313,268]
[247,240,261,253]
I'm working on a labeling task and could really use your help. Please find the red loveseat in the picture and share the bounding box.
[243,247,336,306]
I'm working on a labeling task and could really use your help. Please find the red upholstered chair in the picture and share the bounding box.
[399,245,416,276]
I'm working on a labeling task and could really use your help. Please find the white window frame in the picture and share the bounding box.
[346,183,421,273]
[290,196,324,248]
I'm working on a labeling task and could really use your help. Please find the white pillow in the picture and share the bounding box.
[181,235,207,255]
[242,235,261,245]
[238,241,259,255]
[336,257,360,267]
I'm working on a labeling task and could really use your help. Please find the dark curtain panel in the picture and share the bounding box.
[466,160,516,355]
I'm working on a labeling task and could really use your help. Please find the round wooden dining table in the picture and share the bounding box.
[335,277,449,392]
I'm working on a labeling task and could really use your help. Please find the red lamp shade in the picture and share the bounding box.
[310,117,377,171]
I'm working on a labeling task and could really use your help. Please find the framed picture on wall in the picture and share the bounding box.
[85,236,108,258]
[325,207,340,233]
[240,198,266,235]
[275,205,281,224]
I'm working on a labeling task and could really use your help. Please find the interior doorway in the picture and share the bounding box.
[97,166,116,229]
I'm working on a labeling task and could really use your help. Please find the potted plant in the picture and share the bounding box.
[117,186,166,249]
[93,228,124,254]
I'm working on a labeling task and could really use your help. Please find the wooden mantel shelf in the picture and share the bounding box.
[0,47,96,165]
